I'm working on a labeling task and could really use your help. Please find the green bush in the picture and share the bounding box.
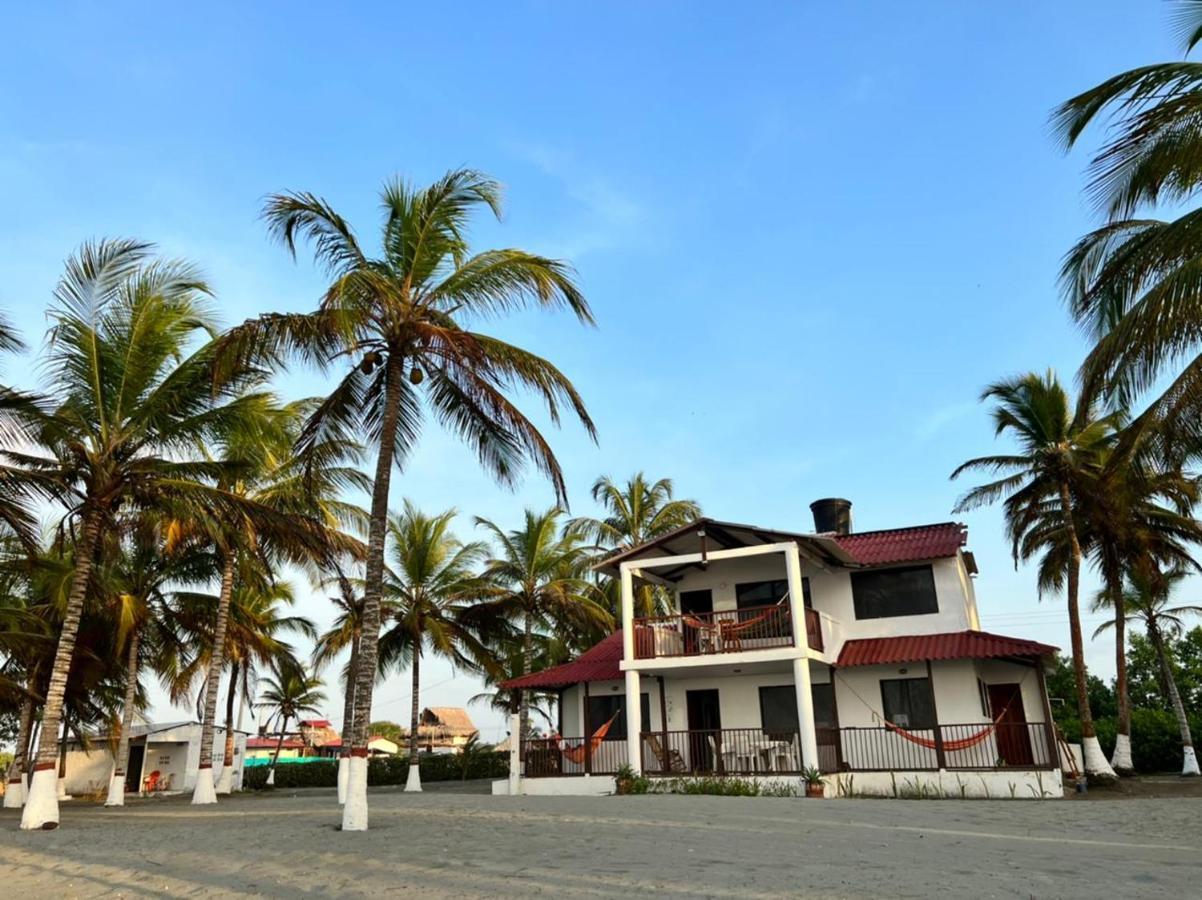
[643,775,798,797]
[1058,708,1201,773]
[242,751,509,791]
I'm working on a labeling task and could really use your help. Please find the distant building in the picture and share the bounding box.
[418,707,478,754]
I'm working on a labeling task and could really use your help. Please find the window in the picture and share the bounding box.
[850,565,938,620]
[802,576,813,609]
[586,694,650,740]
[758,685,799,739]
[811,682,835,728]
[880,678,937,730]
[736,580,790,637]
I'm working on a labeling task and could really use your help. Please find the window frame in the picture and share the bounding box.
[879,677,937,730]
[586,693,650,740]
[849,564,939,620]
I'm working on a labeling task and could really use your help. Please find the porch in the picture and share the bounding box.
[633,605,824,660]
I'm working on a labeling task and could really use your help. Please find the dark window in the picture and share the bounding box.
[811,682,835,727]
[587,694,650,740]
[758,685,799,739]
[880,678,937,730]
[802,576,813,609]
[850,565,938,620]
[736,580,790,637]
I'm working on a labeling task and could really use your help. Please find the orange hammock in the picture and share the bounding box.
[683,601,787,636]
[881,693,1020,751]
[552,710,621,764]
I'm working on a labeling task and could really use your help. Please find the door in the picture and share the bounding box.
[679,590,712,655]
[988,683,1033,766]
[686,689,722,772]
[124,743,145,793]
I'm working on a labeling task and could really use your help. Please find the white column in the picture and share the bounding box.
[785,545,819,770]
[507,713,521,795]
[625,670,643,774]
[620,564,635,661]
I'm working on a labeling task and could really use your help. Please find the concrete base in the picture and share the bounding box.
[19,768,59,829]
[830,769,1063,799]
[492,775,617,796]
[341,756,368,831]
[215,764,234,795]
[191,767,218,805]
[3,774,26,808]
[104,772,125,807]
[403,763,422,792]
[337,757,349,804]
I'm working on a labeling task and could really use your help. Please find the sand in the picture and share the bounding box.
[0,782,1199,897]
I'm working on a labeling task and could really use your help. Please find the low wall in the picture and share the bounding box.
[829,769,1063,799]
[493,775,617,796]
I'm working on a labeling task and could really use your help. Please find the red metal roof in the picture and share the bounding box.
[836,630,1057,667]
[502,630,624,689]
[834,522,967,566]
[246,737,306,750]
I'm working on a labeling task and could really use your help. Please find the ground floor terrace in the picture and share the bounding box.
[518,647,1061,796]
[1,785,1198,897]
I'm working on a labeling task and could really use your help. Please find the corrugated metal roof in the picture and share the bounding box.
[836,630,1057,667]
[501,630,624,689]
[834,522,967,566]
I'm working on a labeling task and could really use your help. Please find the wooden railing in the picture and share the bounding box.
[522,736,626,777]
[835,722,1056,772]
[633,606,822,659]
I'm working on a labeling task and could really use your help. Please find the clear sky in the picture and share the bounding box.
[0,2,1180,742]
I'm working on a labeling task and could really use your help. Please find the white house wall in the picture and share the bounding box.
[62,726,246,795]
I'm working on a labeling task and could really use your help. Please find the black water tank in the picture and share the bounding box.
[810,498,852,535]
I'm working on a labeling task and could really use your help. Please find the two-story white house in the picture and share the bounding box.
[499,499,1063,798]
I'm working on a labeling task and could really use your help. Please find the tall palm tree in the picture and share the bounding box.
[225,169,596,830]
[4,240,271,830]
[255,661,326,787]
[1054,1,1202,424]
[1095,567,1202,776]
[474,508,611,758]
[951,370,1120,781]
[569,473,701,617]
[377,502,497,792]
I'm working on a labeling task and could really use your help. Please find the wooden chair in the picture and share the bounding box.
[644,733,687,773]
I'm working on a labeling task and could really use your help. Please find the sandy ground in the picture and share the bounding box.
[0,783,1199,898]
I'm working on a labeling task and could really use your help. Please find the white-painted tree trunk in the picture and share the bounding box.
[404,763,422,792]
[1183,746,1200,777]
[1082,735,1118,780]
[1110,733,1133,775]
[191,766,217,805]
[3,772,26,808]
[19,767,59,829]
[266,768,275,787]
[104,771,125,807]
[341,756,368,831]
[337,756,349,804]
[56,776,69,800]
[215,764,233,795]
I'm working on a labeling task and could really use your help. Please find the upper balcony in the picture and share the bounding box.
[633,604,824,660]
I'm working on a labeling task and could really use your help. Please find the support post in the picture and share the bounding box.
[620,565,636,663]
[828,665,844,772]
[926,659,947,770]
[658,676,670,774]
[583,681,592,775]
[507,713,521,795]
[1035,657,1059,769]
[785,544,820,771]
[625,670,643,775]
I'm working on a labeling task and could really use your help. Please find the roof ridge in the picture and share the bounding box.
[835,521,964,539]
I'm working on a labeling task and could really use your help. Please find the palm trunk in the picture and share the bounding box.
[518,611,533,765]
[192,551,236,805]
[268,714,289,786]
[106,628,142,806]
[337,628,359,805]
[20,507,102,830]
[57,721,69,800]
[1058,480,1116,782]
[1106,567,1133,775]
[1149,621,1199,776]
[343,355,404,832]
[3,695,34,808]
[405,645,422,792]
[216,659,239,794]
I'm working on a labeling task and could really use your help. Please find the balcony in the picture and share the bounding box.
[632,605,823,660]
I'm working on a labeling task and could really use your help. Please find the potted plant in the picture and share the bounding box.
[614,763,636,795]
[802,766,826,798]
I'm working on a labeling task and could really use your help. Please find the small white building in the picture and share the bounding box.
[499,501,1064,799]
[63,720,248,796]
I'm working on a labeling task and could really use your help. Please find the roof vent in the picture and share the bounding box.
[810,498,852,535]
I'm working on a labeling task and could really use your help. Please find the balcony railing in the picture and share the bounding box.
[835,722,1057,772]
[633,605,822,659]
[642,728,805,775]
[522,736,626,777]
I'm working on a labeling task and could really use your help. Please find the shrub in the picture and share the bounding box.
[1058,709,1202,773]
[242,751,509,791]
[642,775,797,797]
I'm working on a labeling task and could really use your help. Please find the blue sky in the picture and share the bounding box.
[0,2,1179,740]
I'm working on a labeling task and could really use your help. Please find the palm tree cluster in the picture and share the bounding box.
[956,2,1202,782]
[0,168,622,833]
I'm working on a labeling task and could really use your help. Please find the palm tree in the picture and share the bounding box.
[377,502,497,792]
[255,661,326,787]
[952,370,1120,781]
[474,508,611,758]
[1054,2,1202,423]
[1095,567,1202,776]
[569,473,701,617]
[5,240,271,830]
[225,169,596,830]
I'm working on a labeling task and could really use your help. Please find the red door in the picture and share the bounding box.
[988,683,1034,766]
